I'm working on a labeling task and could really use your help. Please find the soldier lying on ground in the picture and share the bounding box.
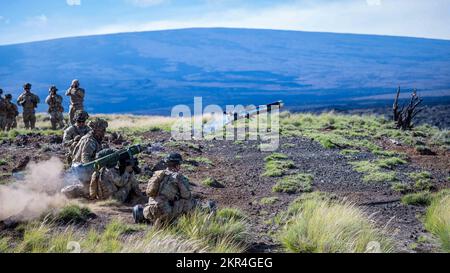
[89,149,144,203]
[132,153,195,225]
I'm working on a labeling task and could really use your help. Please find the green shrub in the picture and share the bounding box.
[273,173,314,194]
[362,171,397,183]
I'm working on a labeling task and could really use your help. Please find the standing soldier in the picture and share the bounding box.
[4,94,19,131]
[17,83,40,130]
[0,89,5,131]
[66,79,85,125]
[45,85,65,130]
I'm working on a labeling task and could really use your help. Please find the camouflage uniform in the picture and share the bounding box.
[45,86,65,130]
[143,169,194,223]
[65,80,85,125]
[4,95,19,131]
[89,167,140,202]
[63,124,91,146]
[61,118,108,199]
[17,84,40,130]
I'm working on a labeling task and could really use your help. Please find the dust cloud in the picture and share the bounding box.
[0,157,68,221]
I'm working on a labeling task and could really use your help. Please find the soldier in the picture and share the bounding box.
[132,153,194,225]
[89,149,142,203]
[0,89,5,131]
[61,118,108,199]
[4,94,19,131]
[63,110,91,164]
[66,79,85,125]
[17,83,40,130]
[45,85,65,130]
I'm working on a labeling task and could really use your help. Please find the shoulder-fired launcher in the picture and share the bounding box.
[69,144,144,182]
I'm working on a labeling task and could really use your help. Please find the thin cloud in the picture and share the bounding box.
[82,0,450,40]
[66,0,81,6]
[126,0,167,7]
[24,14,48,27]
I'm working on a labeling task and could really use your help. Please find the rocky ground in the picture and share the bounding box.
[0,121,448,252]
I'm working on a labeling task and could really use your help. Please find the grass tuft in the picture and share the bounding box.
[273,173,314,194]
[278,193,393,253]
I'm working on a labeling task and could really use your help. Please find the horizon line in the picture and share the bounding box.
[1,27,450,47]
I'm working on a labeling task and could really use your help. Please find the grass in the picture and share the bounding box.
[262,153,295,177]
[173,208,249,252]
[401,192,433,206]
[0,159,7,166]
[260,197,279,205]
[273,173,314,194]
[188,156,213,165]
[2,207,248,253]
[279,112,449,156]
[340,149,360,156]
[350,161,397,183]
[409,172,433,191]
[202,177,224,188]
[425,190,450,252]
[376,157,407,169]
[277,193,393,253]
[52,204,93,224]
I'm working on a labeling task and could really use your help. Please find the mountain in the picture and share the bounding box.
[1,28,450,115]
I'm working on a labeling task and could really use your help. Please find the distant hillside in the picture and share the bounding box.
[1,28,450,114]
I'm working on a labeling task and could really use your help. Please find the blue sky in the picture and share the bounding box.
[0,0,449,45]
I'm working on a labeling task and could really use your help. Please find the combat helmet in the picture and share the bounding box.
[49,85,58,93]
[88,118,108,131]
[166,153,183,164]
[96,149,117,168]
[23,83,32,89]
[74,110,90,123]
[5,94,12,100]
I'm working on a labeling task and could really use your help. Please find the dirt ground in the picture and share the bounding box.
[0,130,449,253]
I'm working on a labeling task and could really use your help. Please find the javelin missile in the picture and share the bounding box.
[228,100,284,123]
[203,101,284,135]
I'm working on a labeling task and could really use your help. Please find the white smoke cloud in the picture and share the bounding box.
[0,157,68,221]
